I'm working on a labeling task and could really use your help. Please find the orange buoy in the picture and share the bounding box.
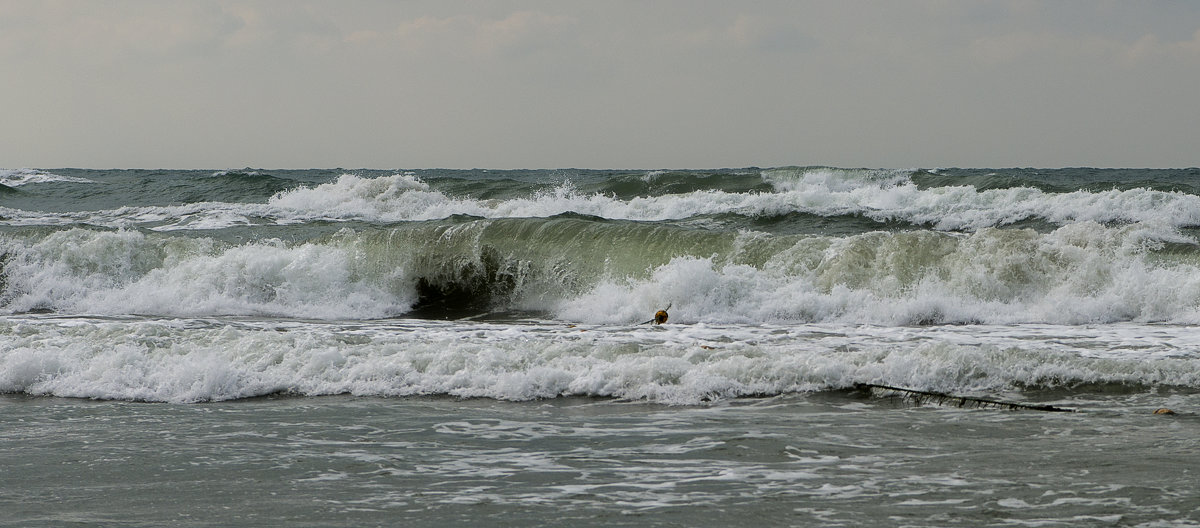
[1153,408,1176,415]
[653,310,668,325]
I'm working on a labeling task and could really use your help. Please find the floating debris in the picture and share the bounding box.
[641,303,671,325]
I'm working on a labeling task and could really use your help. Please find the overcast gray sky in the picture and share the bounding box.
[3,0,1198,169]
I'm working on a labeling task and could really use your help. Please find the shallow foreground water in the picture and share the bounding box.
[3,388,1198,527]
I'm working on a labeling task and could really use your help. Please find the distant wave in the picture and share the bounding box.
[211,169,263,177]
[7,170,1200,232]
[0,168,95,187]
[257,171,1200,231]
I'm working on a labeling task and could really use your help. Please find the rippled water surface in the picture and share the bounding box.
[4,391,1198,527]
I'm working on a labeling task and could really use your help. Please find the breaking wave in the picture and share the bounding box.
[0,168,95,187]
[4,316,1199,403]
[3,217,1200,325]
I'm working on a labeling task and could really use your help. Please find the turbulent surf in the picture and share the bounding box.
[6,166,1200,526]
[4,167,1200,403]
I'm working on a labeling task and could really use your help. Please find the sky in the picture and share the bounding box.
[2,0,1199,169]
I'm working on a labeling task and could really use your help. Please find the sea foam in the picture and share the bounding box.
[3,317,1199,403]
[549,221,1200,326]
[4,219,1200,325]
[260,171,1200,231]
[0,229,414,319]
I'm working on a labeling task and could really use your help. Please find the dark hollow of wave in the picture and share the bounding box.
[406,247,524,319]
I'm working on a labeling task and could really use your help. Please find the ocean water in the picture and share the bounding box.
[3,166,1200,526]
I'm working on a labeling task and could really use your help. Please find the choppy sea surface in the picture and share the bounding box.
[3,167,1200,526]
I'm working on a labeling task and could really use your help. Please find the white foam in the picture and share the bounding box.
[0,202,267,231]
[260,171,1200,231]
[548,222,1200,326]
[3,316,1198,403]
[0,229,414,319]
[263,173,776,223]
[763,168,1200,230]
[8,170,1200,233]
[0,168,95,187]
[147,207,257,231]
[5,219,1200,326]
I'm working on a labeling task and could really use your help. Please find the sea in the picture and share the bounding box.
[2,166,1199,526]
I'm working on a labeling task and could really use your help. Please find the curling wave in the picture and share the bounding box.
[3,215,1200,325]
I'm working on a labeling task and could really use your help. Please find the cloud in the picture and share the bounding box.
[0,1,244,64]
[1121,28,1200,65]
[217,3,342,54]
[2,1,1198,169]
[346,11,578,60]
[968,31,1116,64]
[727,14,815,53]
[969,26,1200,67]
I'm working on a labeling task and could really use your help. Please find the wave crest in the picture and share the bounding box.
[0,168,95,187]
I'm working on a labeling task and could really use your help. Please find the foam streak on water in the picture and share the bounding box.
[2,392,1197,527]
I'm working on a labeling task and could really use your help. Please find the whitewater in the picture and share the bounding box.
[2,167,1199,526]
